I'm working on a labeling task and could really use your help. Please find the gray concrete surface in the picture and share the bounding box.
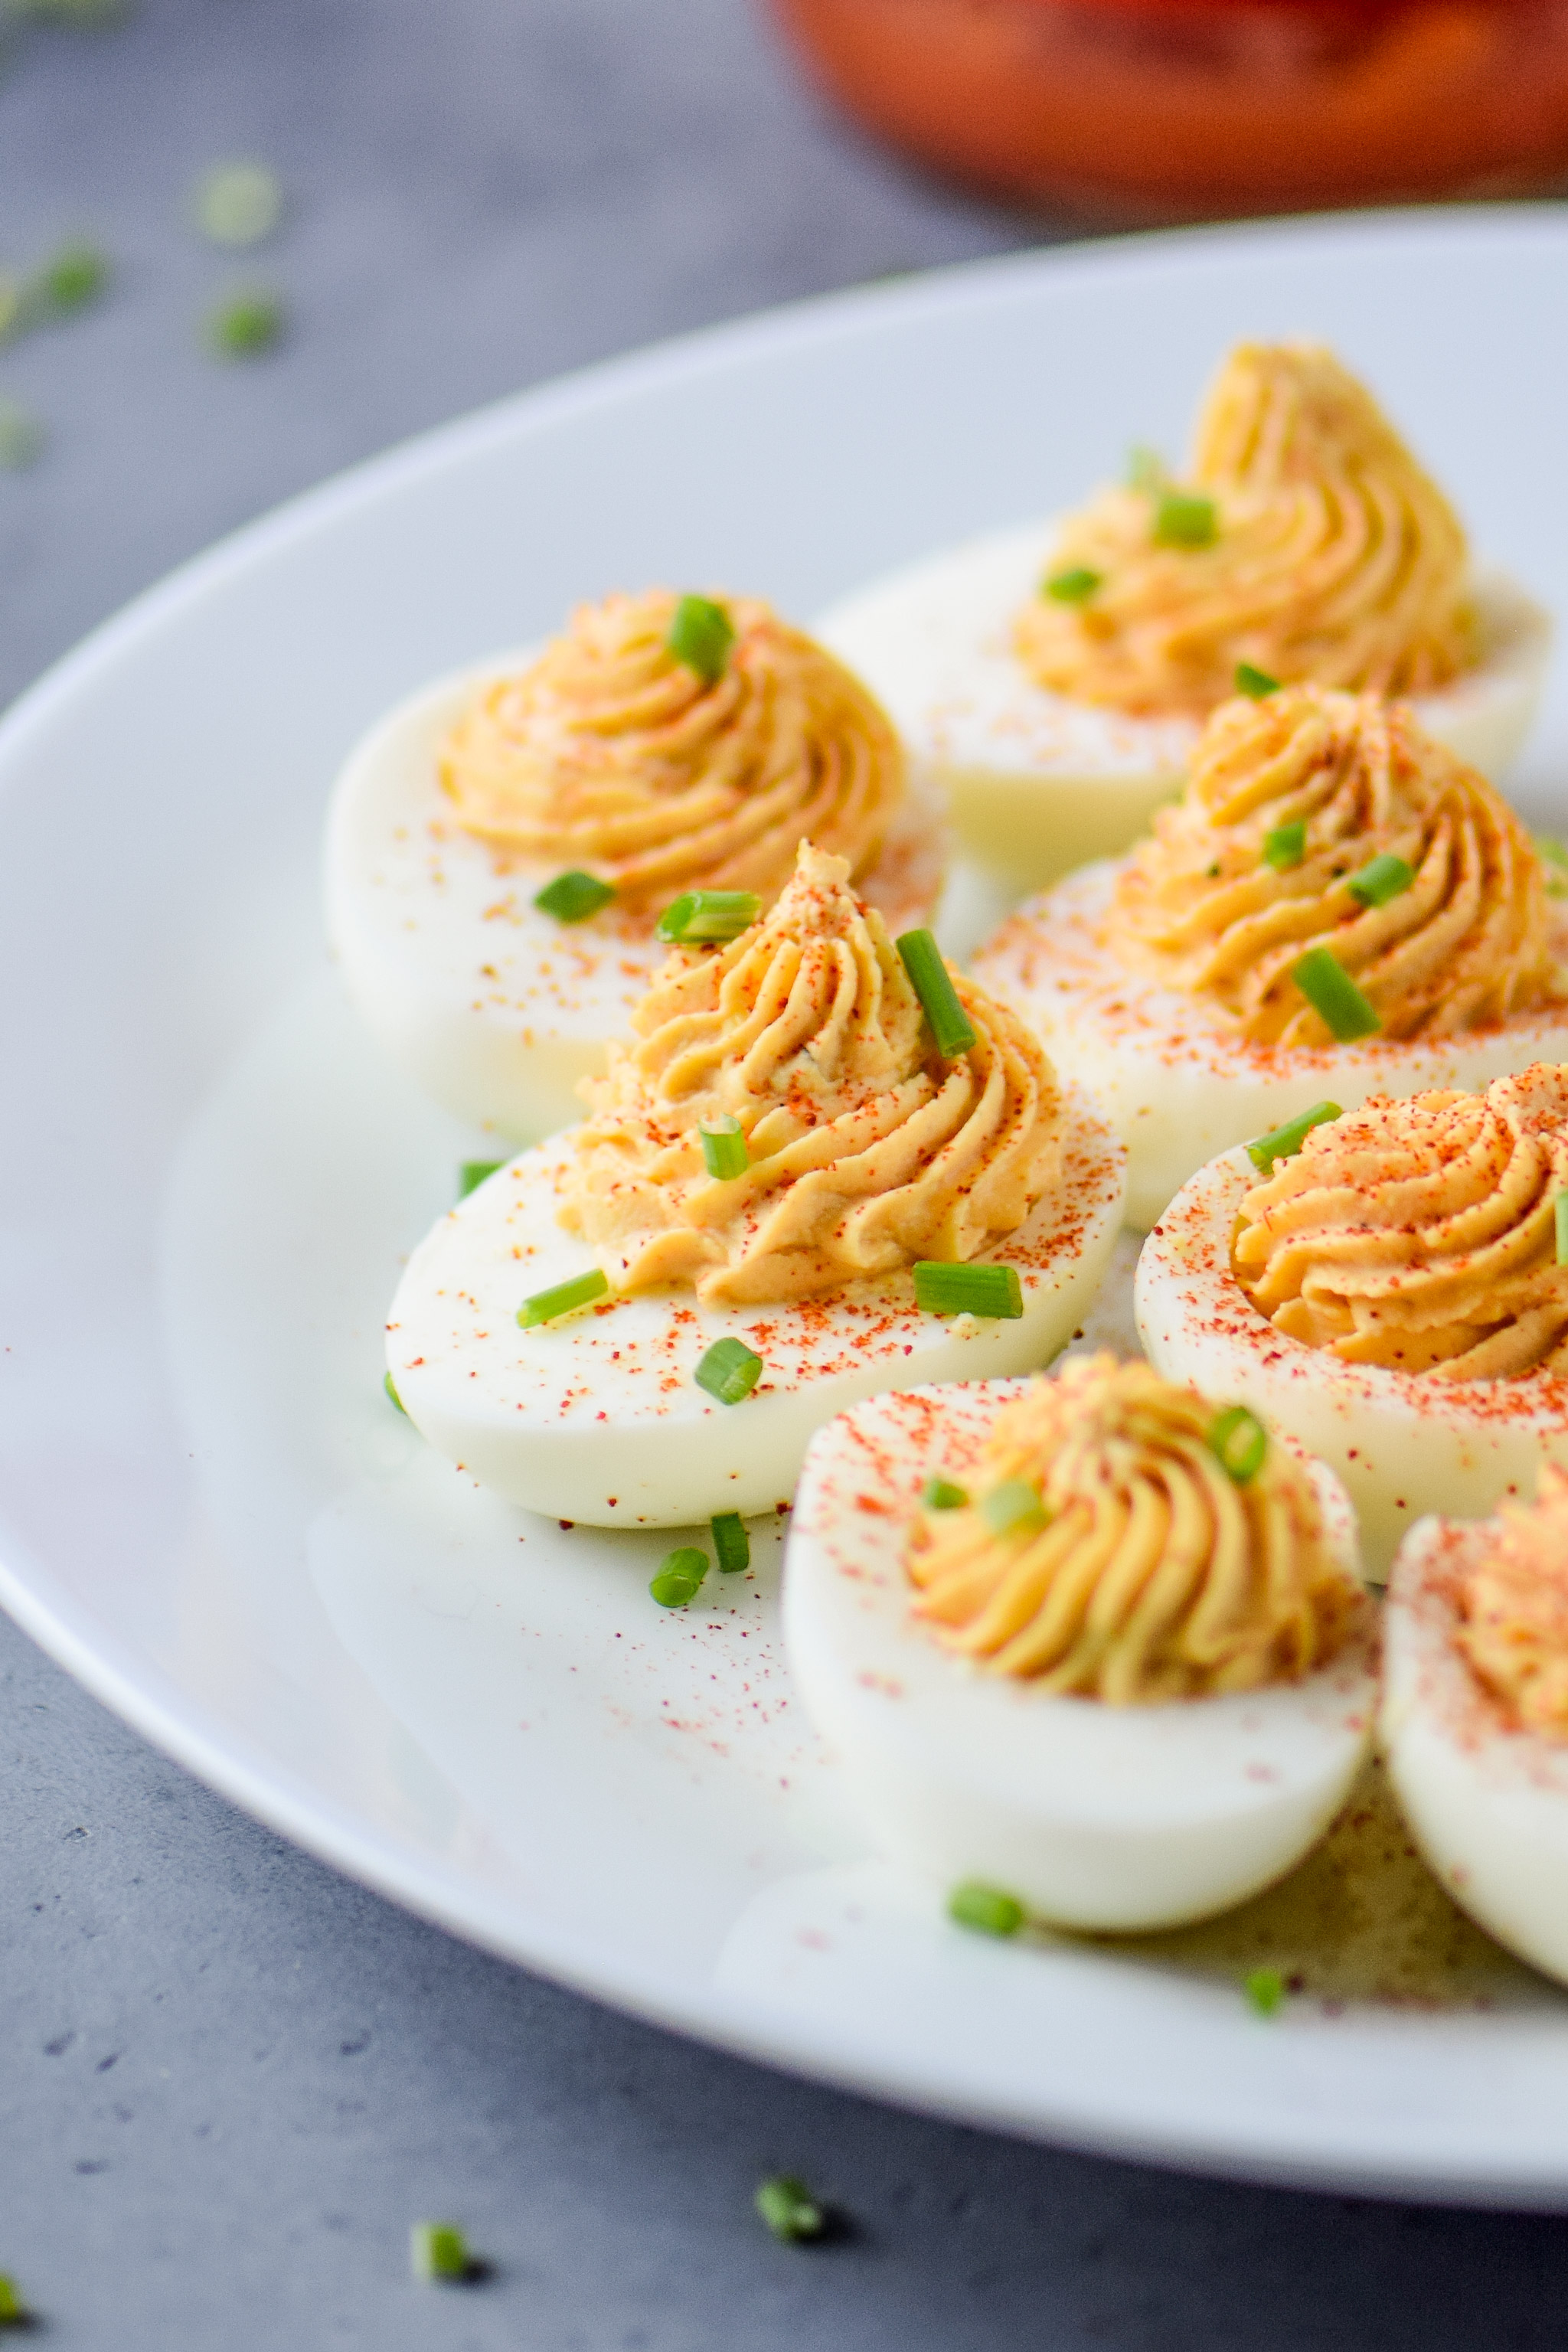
[3,2,1568,2343]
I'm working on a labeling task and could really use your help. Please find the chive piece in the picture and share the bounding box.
[694,1337,764,1406]
[1209,1405,1268,1485]
[1153,490,1217,549]
[38,238,108,314]
[656,888,761,945]
[518,1268,609,1328]
[533,868,614,923]
[896,929,976,1060]
[383,1370,407,1415]
[410,2221,470,2282]
[1556,1190,1568,1267]
[755,2174,826,2243]
[913,1260,1023,1319]
[1347,851,1416,910]
[650,1546,708,1609]
[1245,1967,1285,2017]
[699,1114,750,1181]
[206,288,284,358]
[1127,444,1166,492]
[1235,662,1279,699]
[1263,819,1306,871]
[981,1479,1047,1539]
[667,593,734,684]
[459,1158,504,1198]
[0,2277,28,2325]
[194,162,283,248]
[0,398,44,471]
[1046,566,1100,603]
[949,1881,1025,1938]
[711,1511,750,1573]
[1537,835,1568,897]
[921,1475,969,1511]
[1245,1099,1341,1174]
[1292,946,1380,1041]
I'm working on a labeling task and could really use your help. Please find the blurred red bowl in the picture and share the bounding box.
[769,0,1568,220]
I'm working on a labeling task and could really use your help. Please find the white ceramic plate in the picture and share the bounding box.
[7,209,1568,2208]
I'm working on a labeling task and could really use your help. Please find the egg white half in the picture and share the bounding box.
[782,1378,1374,1931]
[386,1097,1125,1528]
[818,521,1550,896]
[325,656,948,1143]
[973,861,1568,1229]
[1135,1146,1568,1579]
[1383,1514,1568,1988]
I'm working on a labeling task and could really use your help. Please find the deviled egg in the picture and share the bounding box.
[1136,1070,1568,1576]
[386,843,1124,1526]
[975,682,1568,1227]
[820,341,1549,892]
[1383,1470,1568,1988]
[327,587,944,1140]
[783,1354,1374,1930]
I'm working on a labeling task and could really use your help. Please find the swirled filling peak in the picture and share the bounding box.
[1233,1067,1568,1378]
[906,1354,1362,1702]
[439,588,903,910]
[1106,684,1558,1047]
[1015,341,1474,716]
[560,842,1064,1307]
[1458,1465,1568,1739]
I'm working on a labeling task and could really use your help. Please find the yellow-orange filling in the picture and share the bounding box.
[560,841,1063,1307]
[1106,685,1557,1046]
[906,1354,1361,1702]
[440,589,903,909]
[1015,341,1473,717]
[1234,1067,1568,1377]
[1459,1465,1568,1740]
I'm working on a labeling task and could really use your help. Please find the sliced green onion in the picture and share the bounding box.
[711,1511,750,1573]
[1245,1099,1341,1174]
[533,868,614,923]
[1292,946,1380,1041]
[699,1114,750,1180]
[194,161,283,248]
[921,1475,969,1511]
[383,1371,407,1415]
[1556,1189,1568,1266]
[1245,1967,1285,2017]
[206,288,284,358]
[410,2222,471,2282]
[459,1158,504,1198]
[1537,835,1568,897]
[1046,566,1100,603]
[1208,1405,1268,1484]
[755,2174,826,2243]
[518,1268,609,1328]
[981,1479,1047,1539]
[913,1260,1023,1319]
[667,593,734,684]
[896,929,976,1060]
[1127,443,1166,492]
[38,238,108,314]
[656,888,761,944]
[1347,851,1415,910]
[694,1336,763,1406]
[0,398,44,471]
[0,2278,28,2325]
[1263,819,1306,871]
[1153,490,1217,549]
[1234,662,1279,699]
[948,1881,1024,1938]
[650,1546,708,1609]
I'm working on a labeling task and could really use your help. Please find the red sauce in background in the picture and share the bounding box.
[769,0,1568,220]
